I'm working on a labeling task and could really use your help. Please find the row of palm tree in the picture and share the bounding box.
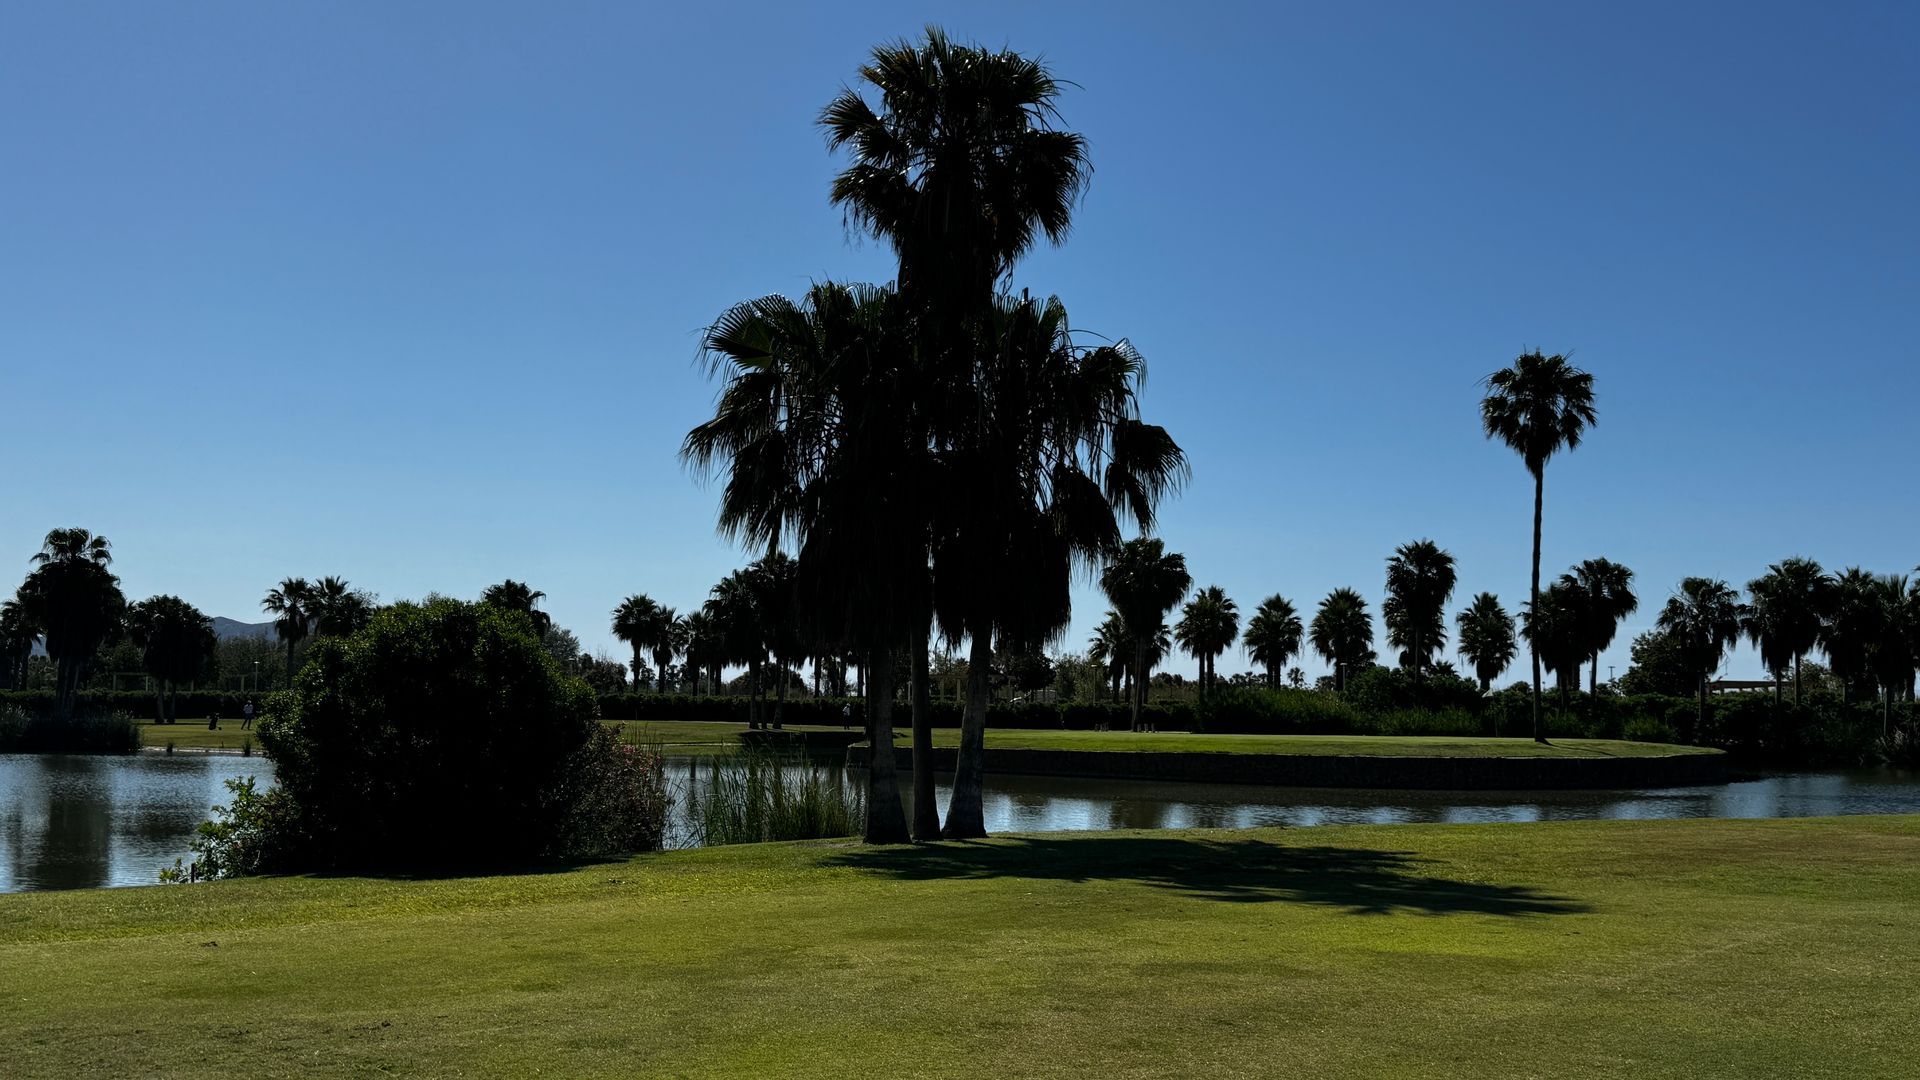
[1656,561,1919,732]
[260,576,377,686]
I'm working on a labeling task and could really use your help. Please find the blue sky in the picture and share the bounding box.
[3,2,1915,682]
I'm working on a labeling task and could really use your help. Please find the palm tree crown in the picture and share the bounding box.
[1309,588,1374,692]
[1565,558,1637,696]
[1456,592,1517,692]
[1243,595,1304,690]
[1098,538,1191,729]
[1656,577,1745,724]
[1743,558,1832,707]
[481,580,551,637]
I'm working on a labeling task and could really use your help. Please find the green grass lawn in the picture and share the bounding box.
[3,815,1914,1077]
[135,720,258,753]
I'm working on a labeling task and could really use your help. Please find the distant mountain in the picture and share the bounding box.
[212,617,276,640]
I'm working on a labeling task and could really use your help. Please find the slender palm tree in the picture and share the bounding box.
[931,293,1185,837]
[1864,573,1916,735]
[310,576,374,638]
[1744,558,1833,708]
[1456,592,1517,693]
[1382,540,1457,690]
[0,596,38,690]
[261,577,315,689]
[1566,558,1637,698]
[1481,351,1598,742]
[705,571,766,727]
[1099,539,1191,730]
[751,552,802,728]
[1174,586,1240,697]
[126,596,216,723]
[480,580,551,637]
[1243,595,1304,689]
[1521,581,1589,715]
[1309,588,1374,692]
[679,609,721,695]
[650,610,686,696]
[1088,612,1129,701]
[1657,578,1745,728]
[1823,568,1884,703]
[610,595,660,691]
[19,528,125,720]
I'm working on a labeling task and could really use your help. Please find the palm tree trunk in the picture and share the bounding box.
[285,640,296,690]
[863,648,910,844]
[1792,652,1802,709]
[1590,650,1600,699]
[773,654,788,728]
[944,629,995,839]
[155,680,166,724]
[909,624,941,840]
[1130,643,1147,731]
[747,659,761,729]
[1530,470,1545,743]
[657,655,669,695]
[1698,672,1709,730]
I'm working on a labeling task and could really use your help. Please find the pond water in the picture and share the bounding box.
[4,752,1918,892]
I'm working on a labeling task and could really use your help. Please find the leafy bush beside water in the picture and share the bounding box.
[0,703,141,753]
[198,599,668,877]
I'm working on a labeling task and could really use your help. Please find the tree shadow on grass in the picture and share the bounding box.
[828,835,1587,917]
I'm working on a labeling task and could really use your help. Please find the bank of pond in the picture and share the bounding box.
[4,749,1917,893]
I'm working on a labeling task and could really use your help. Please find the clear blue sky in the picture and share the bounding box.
[4,2,1915,683]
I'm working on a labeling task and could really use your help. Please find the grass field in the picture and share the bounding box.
[927,729,1716,758]
[3,815,1914,1077]
[135,720,258,753]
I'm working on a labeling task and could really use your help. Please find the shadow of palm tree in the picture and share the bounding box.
[828,835,1587,917]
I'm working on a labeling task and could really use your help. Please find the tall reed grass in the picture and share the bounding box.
[683,747,864,846]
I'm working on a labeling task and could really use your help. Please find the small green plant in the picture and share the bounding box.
[1623,715,1680,745]
[165,740,176,755]
[241,736,253,757]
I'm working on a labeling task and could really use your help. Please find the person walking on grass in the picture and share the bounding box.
[242,699,255,730]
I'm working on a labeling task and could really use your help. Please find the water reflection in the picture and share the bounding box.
[0,754,270,892]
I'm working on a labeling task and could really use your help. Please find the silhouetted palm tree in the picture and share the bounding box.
[1864,573,1916,735]
[1657,577,1745,727]
[1310,588,1374,693]
[1244,595,1304,690]
[261,577,315,689]
[650,611,685,696]
[1099,539,1191,730]
[1088,612,1128,701]
[1383,540,1457,690]
[1481,351,1598,741]
[679,609,722,696]
[311,576,374,638]
[1823,568,1884,703]
[1565,558,1636,700]
[1744,557,1833,707]
[1522,581,1589,715]
[0,596,37,690]
[1456,592,1517,693]
[611,595,660,692]
[480,580,551,637]
[1174,586,1240,697]
[126,595,216,723]
[705,571,766,727]
[19,528,125,719]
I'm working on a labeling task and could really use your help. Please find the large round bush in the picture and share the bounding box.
[253,599,664,871]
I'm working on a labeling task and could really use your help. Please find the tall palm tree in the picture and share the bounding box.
[0,596,38,690]
[480,580,551,637]
[650,610,685,696]
[1088,611,1129,701]
[684,281,921,843]
[1456,592,1517,693]
[1310,588,1374,692]
[1382,540,1457,690]
[611,594,660,691]
[1481,351,1598,742]
[931,293,1185,837]
[679,609,721,696]
[705,571,766,727]
[1823,568,1884,703]
[1657,577,1745,728]
[1244,595,1304,689]
[310,576,374,638]
[261,577,315,688]
[18,528,125,720]
[1099,539,1192,731]
[1521,581,1589,715]
[1566,558,1637,698]
[1174,586,1240,697]
[1864,573,1916,735]
[750,552,802,728]
[126,596,216,723]
[1745,558,1833,707]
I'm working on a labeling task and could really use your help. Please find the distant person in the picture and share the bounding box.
[242,700,255,730]
[841,703,852,730]
[208,708,220,731]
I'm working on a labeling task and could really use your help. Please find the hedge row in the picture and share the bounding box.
[0,690,274,722]
[594,693,1195,731]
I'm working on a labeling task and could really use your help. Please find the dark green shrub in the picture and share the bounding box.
[1622,715,1680,744]
[0,705,140,753]
[250,598,665,873]
[1193,686,1357,735]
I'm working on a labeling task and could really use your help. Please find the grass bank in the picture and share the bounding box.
[3,816,1916,1077]
[929,729,1717,758]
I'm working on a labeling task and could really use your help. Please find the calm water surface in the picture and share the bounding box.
[4,752,1917,892]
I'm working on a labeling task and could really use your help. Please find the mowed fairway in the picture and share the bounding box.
[4,816,1915,1077]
